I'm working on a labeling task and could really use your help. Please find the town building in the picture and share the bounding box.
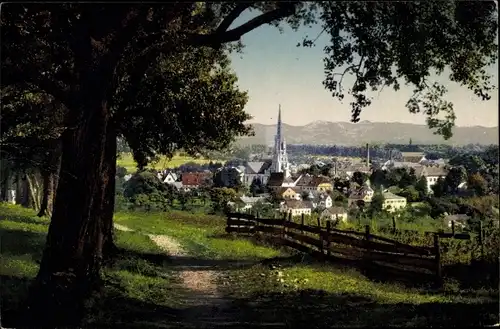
[271,105,291,178]
[280,200,313,217]
[320,207,348,222]
[243,105,291,186]
[382,191,407,212]
[401,152,426,163]
[181,172,211,190]
[347,180,374,207]
[414,166,449,193]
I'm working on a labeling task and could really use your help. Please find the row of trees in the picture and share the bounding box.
[282,143,498,161]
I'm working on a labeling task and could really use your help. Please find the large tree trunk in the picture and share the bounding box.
[26,100,117,328]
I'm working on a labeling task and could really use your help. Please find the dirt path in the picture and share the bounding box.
[113,224,242,327]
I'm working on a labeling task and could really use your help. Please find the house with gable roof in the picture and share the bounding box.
[242,160,273,186]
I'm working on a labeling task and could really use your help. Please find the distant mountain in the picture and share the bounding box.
[236,121,498,146]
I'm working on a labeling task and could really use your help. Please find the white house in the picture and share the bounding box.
[162,172,178,184]
[320,207,348,222]
[382,191,407,212]
[280,200,313,217]
[229,195,269,212]
[415,166,449,193]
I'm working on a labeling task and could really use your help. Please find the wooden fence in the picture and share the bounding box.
[225,212,456,285]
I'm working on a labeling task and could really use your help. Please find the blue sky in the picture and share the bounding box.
[228,11,499,128]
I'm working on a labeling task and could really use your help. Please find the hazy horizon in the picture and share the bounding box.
[229,10,499,129]
[248,119,499,129]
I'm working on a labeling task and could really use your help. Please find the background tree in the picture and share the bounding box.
[209,187,237,214]
[351,171,369,186]
[449,154,487,174]
[444,166,467,194]
[415,176,429,199]
[177,191,189,211]
[467,172,488,197]
[368,192,385,216]
[249,178,266,196]
[400,185,420,202]
[431,176,447,198]
[369,169,387,189]
[402,168,418,188]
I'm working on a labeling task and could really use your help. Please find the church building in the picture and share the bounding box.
[243,105,291,186]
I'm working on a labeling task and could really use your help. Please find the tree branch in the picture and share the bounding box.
[191,3,297,46]
[215,3,253,34]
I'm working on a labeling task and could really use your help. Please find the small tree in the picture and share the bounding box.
[467,172,488,196]
[368,192,385,216]
[431,176,447,198]
[415,176,429,199]
[209,187,237,214]
[352,171,369,186]
[444,166,467,194]
[249,178,265,196]
[400,185,419,202]
[369,169,387,189]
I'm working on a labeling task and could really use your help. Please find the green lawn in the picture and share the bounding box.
[1,203,497,328]
[116,152,218,173]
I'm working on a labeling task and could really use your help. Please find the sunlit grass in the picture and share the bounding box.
[1,203,497,327]
[114,211,281,260]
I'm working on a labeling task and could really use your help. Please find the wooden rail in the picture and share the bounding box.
[225,212,445,285]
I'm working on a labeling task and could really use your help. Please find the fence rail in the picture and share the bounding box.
[225,212,455,285]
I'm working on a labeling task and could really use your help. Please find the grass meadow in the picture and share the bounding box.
[1,203,498,328]
[116,153,216,173]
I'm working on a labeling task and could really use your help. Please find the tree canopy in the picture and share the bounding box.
[1,2,498,326]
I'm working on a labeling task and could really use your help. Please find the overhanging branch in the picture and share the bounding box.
[191,3,297,46]
[215,3,254,34]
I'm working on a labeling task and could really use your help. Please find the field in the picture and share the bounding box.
[1,203,498,328]
[116,153,216,173]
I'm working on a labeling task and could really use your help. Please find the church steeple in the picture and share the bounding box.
[276,104,282,143]
[271,104,290,177]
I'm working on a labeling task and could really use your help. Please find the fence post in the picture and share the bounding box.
[301,213,305,235]
[434,234,442,287]
[317,217,324,255]
[451,220,455,236]
[392,216,397,234]
[326,221,332,258]
[479,221,484,261]
[225,214,230,233]
[363,225,372,273]
[254,212,259,237]
[282,212,287,240]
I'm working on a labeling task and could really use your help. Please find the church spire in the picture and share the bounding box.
[276,104,282,143]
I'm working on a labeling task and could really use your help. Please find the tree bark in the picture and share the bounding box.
[21,175,31,208]
[15,172,22,204]
[101,127,118,261]
[27,99,117,328]
[38,140,62,217]
[0,163,9,202]
[37,171,52,217]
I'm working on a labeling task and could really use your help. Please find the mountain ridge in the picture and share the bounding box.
[236,121,498,146]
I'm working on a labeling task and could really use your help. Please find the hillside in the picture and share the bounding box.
[236,121,499,146]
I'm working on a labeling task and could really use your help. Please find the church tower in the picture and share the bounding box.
[271,105,291,177]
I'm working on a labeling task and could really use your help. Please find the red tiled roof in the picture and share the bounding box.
[181,172,209,186]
